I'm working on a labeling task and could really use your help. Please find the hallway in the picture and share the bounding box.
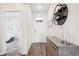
[0,3,79,56]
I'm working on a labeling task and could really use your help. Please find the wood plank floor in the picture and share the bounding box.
[27,43,46,56]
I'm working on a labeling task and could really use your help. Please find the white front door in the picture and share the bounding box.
[4,11,22,53]
[33,17,47,42]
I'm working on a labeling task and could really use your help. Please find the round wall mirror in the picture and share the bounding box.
[53,3,68,25]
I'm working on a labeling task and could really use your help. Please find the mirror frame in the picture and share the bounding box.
[53,3,68,25]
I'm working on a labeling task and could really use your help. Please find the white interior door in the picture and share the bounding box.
[5,11,22,53]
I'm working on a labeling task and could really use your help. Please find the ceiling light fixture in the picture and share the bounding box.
[36,17,43,20]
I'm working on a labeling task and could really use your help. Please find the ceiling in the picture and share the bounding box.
[29,3,51,13]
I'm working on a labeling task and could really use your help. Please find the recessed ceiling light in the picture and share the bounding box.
[38,6,42,9]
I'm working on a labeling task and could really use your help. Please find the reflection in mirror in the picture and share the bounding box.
[53,3,68,25]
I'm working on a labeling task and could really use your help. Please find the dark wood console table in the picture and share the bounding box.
[46,37,79,56]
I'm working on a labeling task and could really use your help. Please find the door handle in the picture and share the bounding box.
[35,29,37,32]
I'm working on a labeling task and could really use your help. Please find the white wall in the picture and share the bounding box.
[0,3,33,55]
[0,4,3,54]
[32,12,47,42]
[26,5,33,54]
[47,3,62,38]
[63,3,79,46]
[48,3,79,46]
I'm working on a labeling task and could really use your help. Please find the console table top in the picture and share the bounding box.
[47,36,78,47]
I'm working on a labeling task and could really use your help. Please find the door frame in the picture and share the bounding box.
[2,10,23,54]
